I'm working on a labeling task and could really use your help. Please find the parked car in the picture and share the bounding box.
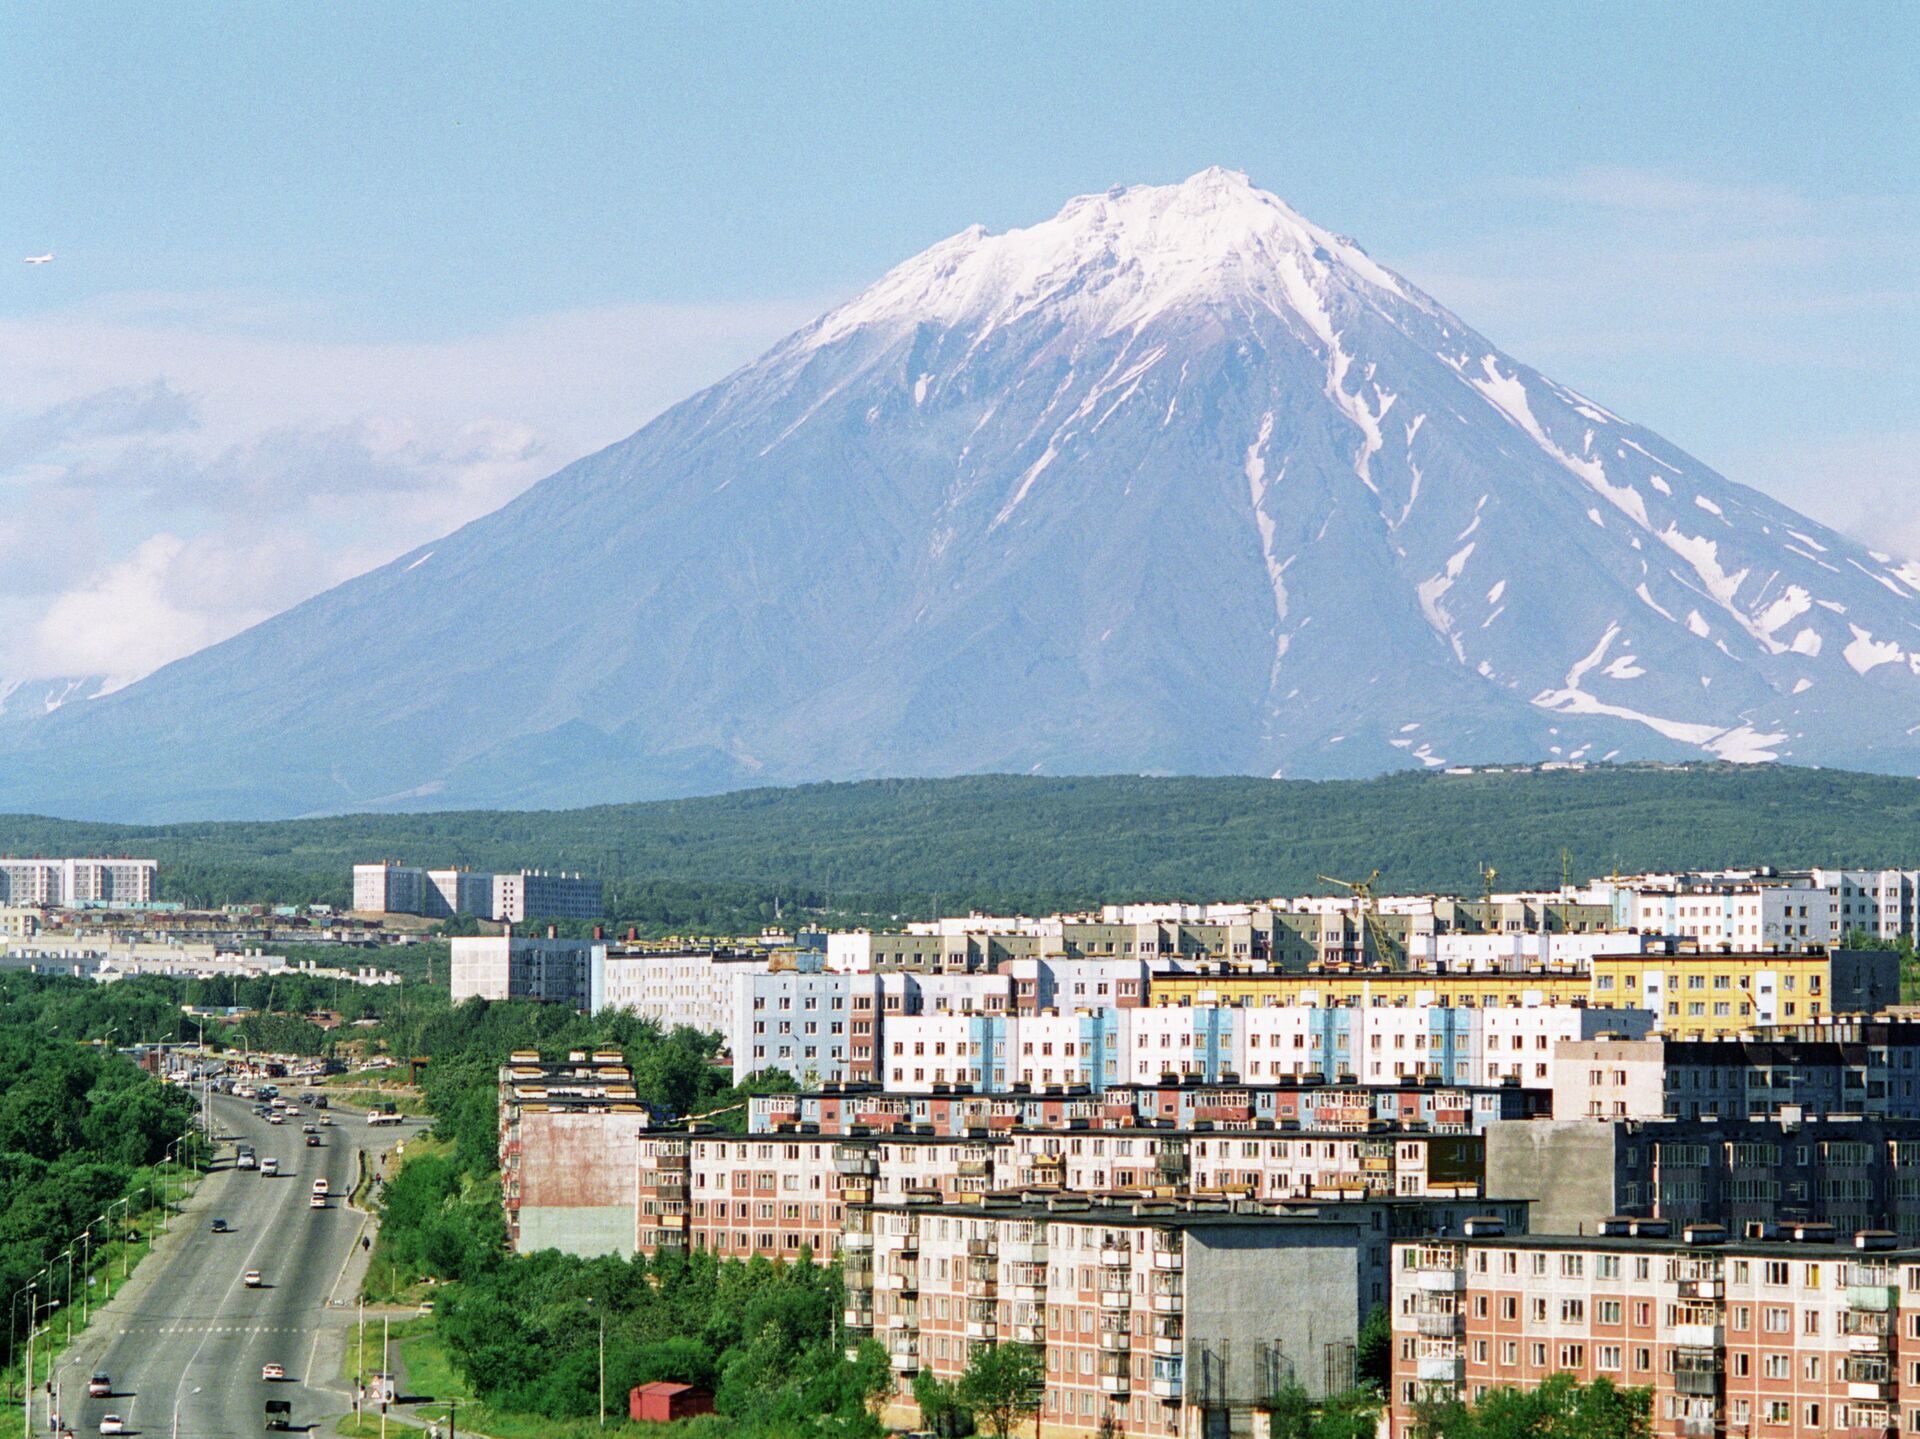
[98,1418,124,1435]
[261,1363,285,1381]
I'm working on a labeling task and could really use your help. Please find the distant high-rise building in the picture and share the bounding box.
[352,862,427,916]
[0,857,157,906]
[491,870,602,924]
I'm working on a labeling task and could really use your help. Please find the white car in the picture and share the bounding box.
[99,1418,124,1436]
[244,1269,264,1287]
[262,1363,285,1381]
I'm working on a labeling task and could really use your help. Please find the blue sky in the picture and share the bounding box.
[1,2,1914,685]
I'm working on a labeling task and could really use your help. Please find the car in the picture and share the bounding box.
[98,1418,124,1435]
[301,1123,315,1133]
[318,1116,333,1127]
[268,1115,284,1125]
[261,1363,285,1381]
[264,1400,291,1432]
[244,1270,264,1287]
[312,1178,329,1195]
[260,1158,279,1176]
[308,1194,326,1208]
[211,1218,230,1233]
[87,1374,111,1398]
[305,1134,321,1147]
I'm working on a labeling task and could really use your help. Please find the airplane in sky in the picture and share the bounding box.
[22,253,53,265]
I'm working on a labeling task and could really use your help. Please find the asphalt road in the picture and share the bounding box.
[49,1092,429,1439]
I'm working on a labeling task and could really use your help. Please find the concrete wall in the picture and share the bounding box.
[1184,1224,1364,1422]
[516,1204,635,1258]
[1484,1120,1623,1236]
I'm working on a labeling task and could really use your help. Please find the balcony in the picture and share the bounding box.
[1411,1268,1465,1293]
[842,1306,873,1331]
[834,1151,878,1176]
[840,1230,873,1251]
[1671,1322,1724,1349]
[1011,1321,1046,1344]
[886,1337,919,1373]
[1149,1362,1183,1401]
[1416,1353,1464,1383]
[1101,1289,1131,1311]
[968,1236,996,1257]
[1416,1312,1464,1338]
[1672,1349,1722,1398]
[1848,1284,1898,1312]
[966,1317,998,1341]
[1150,1245,1183,1270]
[1149,1289,1183,1314]
[1100,1243,1134,1266]
[1843,1310,1894,1349]
[1677,1278,1722,1301]
[1002,1237,1048,1265]
[967,1257,999,1287]
[1848,1380,1893,1401]
[1099,1373,1131,1396]
[1098,1327,1132,1353]
[1149,1319,1183,1357]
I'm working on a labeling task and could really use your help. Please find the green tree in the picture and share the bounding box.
[956,1342,1044,1439]
[914,1368,970,1438]
[1267,1375,1313,1439]
[1356,1303,1392,1391]
[1412,1374,1652,1439]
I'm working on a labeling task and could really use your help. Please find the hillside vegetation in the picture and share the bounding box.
[3,765,1918,929]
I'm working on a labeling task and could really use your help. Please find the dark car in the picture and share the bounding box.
[211,1218,230,1233]
[305,1134,321,1147]
[264,1400,291,1432]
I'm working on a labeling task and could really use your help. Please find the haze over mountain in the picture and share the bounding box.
[7,168,1919,822]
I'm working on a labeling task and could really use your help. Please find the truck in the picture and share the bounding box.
[263,1400,291,1432]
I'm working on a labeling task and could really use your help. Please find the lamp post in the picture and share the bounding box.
[60,1248,74,1345]
[585,1297,604,1427]
[23,1278,38,1439]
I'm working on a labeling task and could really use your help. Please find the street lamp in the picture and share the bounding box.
[585,1297,605,1427]
[59,1248,74,1344]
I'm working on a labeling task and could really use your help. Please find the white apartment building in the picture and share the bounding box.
[1810,867,1920,944]
[353,862,427,915]
[729,970,858,1087]
[597,949,774,1036]
[0,857,157,906]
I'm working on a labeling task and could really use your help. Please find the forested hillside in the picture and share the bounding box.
[4,765,1918,929]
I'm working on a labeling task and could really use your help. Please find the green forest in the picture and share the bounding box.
[5,764,1920,931]
[0,980,200,1364]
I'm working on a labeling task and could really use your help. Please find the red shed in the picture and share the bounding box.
[629,1382,715,1423]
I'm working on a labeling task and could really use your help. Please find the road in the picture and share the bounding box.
[48,1092,429,1439]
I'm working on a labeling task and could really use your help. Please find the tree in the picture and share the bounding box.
[1356,1303,1392,1391]
[1267,1375,1313,1439]
[915,1368,969,1438]
[1411,1375,1652,1439]
[956,1342,1044,1439]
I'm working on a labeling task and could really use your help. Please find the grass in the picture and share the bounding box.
[331,1088,432,1117]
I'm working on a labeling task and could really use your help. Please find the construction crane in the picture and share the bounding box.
[1317,870,1403,971]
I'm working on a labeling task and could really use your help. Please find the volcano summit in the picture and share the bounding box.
[9,168,1919,819]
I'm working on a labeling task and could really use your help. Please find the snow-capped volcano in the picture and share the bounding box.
[5,168,1918,820]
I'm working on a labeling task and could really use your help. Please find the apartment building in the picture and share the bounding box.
[491,869,603,924]
[0,856,158,906]
[850,1192,1531,1438]
[1555,1022,1920,1123]
[450,935,601,1005]
[1389,1225,1920,1439]
[1485,1115,1920,1242]
[596,946,776,1036]
[749,1080,1549,1138]
[1004,1127,1485,1204]
[1589,947,1898,1038]
[853,1195,1371,1437]
[497,1050,653,1255]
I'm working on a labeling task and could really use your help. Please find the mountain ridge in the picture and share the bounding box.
[6,168,1919,821]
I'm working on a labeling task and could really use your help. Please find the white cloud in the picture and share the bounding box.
[0,292,817,685]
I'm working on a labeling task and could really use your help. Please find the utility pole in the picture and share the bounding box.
[381,1313,389,1439]
[23,1279,35,1439]
[61,1248,74,1344]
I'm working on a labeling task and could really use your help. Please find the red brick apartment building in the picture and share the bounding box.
[1389,1220,1918,1439]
